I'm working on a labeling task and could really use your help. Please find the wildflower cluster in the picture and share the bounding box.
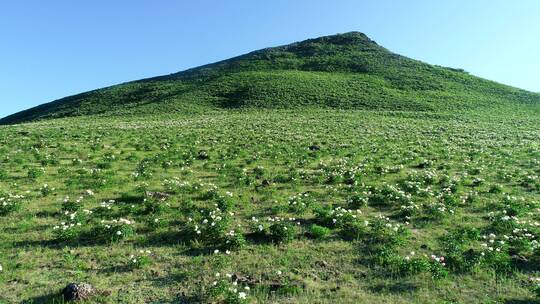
[131,159,153,179]
[399,170,436,195]
[397,200,420,221]
[507,227,539,254]
[52,210,91,241]
[315,206,363,227]
[40,184,55,196]
[199,183,235,211]
[287,192,313,213]
[163,177,197,194]
[146,217,167,230]
[53,219,82,241]
[530,277,540,298]
[370,184,412,207]
[128,250,152,269]
[61,196,85,212]
[315,205,367,240]
[438,228,484,272]
[186,207,246,250]
[95,200,115,214]
[0,193,24,216]
[395,251,448,279]
[375,164,404,175]
[439,227,530,272]
[93,218,135,242]
[521,174,539,191]
[487,210,540,255]
[480,233,507,255]
[471,177,485,187]
[347,191,370,208]
[364,215,409,265]
[439,174,460,194]
[208,273,250,304]
[316,158,361,185]
[424,201,455,220]
[250,216,299,243]
[142,196,170,215]
[27,167,45,179]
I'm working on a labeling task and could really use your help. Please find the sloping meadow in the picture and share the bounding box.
[0,109,539,303]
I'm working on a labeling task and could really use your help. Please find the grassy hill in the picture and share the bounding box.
[1,33,539,303]
[1,31,539,124]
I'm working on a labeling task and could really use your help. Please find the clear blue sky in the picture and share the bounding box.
[1,0,539,118]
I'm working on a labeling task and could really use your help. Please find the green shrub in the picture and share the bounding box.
[93,218,135,242]
[142,197,168,214]
[309,224,331,239]
[40,184,54,196]
[269,222,296,243]
[147,217,167,230]
[534,285,540,299]
[185,207,247,250]
[394,254,447,280]
[27,167,44,179]
[287,193,313,214]
[53,223,82,242]
[439,228,482,272]
[0,195,22,216]
[396,256,429,276]
[427,257,449,279]
[128,250,152,269]
[208,278,249,304]
[348,193,368,208]
[339,221,367,241]
[61,197,84,212]
[223,233,247,250]
[253,165,265,178]
[363,216,409,265]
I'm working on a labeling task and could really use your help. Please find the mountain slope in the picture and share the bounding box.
[1,31,539,124]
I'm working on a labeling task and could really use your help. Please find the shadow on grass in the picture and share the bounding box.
[171,292,205,304]
[511,257,540,273]
[97,264,132,274]
[245,232,273,245]
[136,230,224,256]
[115,194,145,205]
[12,238,60,249]
[505,300,540,304]
[150,271,189,287]
[369,281,419,294]
[23,293,111,304]
[135,230,189,247]
[12,234,109,250]
[21,293,64,304]
[12,231,137,249]
[35,210,60,218]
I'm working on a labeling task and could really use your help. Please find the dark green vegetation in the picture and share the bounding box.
[0,33,539,303]
[1,32,539,125]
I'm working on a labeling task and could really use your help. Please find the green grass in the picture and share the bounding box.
[0,109,539,303]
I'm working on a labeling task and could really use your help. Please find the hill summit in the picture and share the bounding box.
[1,31,538,124]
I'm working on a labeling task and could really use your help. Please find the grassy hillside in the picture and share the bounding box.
[1,32,540,303]
[1,32,539,124]
[0,110,539,303]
